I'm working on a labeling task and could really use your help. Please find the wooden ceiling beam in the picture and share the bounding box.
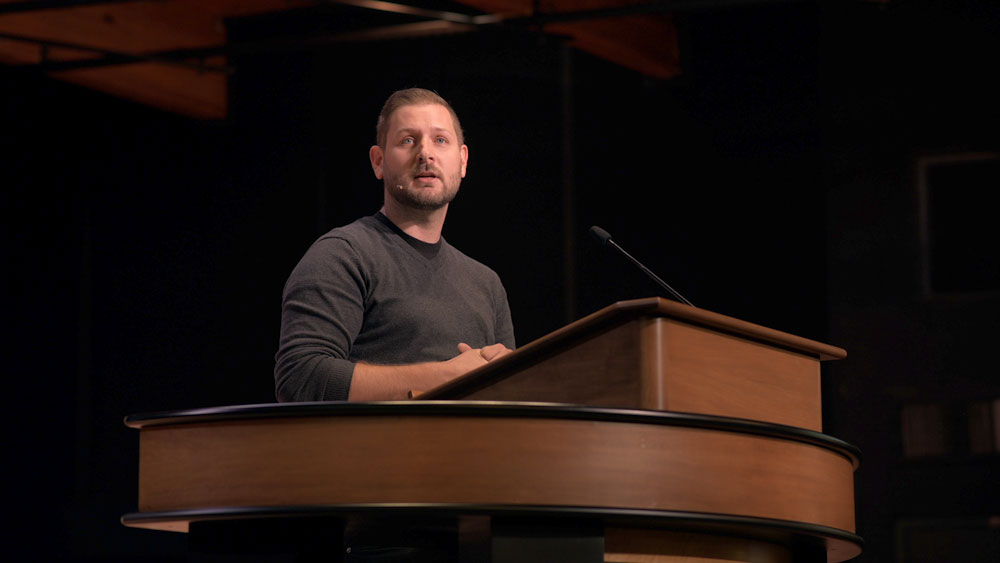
[0,29,228,72]
[0,0,686,118]
[0,0,148,16]
[458,0,681,79]
[0,0,315,118]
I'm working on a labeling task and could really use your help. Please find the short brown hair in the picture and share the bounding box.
[375,88,464,147]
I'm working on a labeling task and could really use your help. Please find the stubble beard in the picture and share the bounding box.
[384,166,461,211]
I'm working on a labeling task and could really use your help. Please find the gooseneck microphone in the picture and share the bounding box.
[589,225,694,307]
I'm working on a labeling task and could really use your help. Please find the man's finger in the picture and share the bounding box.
[480,343,512,361]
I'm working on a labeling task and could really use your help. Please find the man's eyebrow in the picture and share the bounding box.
[394,127,454,135]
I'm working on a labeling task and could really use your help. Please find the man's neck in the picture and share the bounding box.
[380,200,448,243]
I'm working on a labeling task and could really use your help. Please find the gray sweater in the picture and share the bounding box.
[275,213,515,401]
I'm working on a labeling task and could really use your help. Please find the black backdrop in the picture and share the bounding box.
[4,2,998,561]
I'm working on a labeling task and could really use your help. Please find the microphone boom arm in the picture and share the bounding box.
[607,240,694,306]
[589,225,694,307]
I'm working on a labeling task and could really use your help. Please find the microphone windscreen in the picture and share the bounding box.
[589,225,613,245]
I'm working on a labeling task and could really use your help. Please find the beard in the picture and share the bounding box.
[384,163,461,211]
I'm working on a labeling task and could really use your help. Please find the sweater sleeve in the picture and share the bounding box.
[274,236,367,402]
[493,275,516,350]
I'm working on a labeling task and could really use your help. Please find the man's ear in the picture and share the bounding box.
[369,145,384,179]
[460,144,469,178]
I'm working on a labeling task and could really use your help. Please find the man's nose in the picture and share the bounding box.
[417,141,434,162]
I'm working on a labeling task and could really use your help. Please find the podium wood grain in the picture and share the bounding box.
[423,298,843,432]
[135,412,855,532]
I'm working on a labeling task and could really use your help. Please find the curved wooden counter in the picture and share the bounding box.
[123,402,862,562]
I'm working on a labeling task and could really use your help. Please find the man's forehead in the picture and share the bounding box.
[388,103,458,133]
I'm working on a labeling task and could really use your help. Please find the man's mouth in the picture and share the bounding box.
[414,171,438,181]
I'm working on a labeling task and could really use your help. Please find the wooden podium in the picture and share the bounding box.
[420,297,845,432]
[123,298,862,562]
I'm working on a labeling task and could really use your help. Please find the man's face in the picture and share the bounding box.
[370,103,468,211]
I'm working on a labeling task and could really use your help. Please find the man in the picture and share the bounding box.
[274,88,515,402]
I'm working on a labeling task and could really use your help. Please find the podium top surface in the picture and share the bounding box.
[420,297,846,401]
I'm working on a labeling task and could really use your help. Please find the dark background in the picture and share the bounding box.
[3,1,998,561]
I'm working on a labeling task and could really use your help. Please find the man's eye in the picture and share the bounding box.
[401,138,414,145]
[436,137,447,144]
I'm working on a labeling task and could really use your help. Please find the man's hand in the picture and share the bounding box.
[457,342,513,362]
[348,342,514,401]
[442,342,512,378]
